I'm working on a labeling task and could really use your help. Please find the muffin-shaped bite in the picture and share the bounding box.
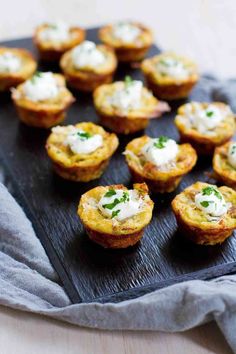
[175,102,235,155]
[171,182,236,245]
[78,182,153,248]
[98,21,153,62]
[34,21,85,61]
[125,135,197,193]
[60,40,117,92]
[0,47,37,91]
[141,52,198,100]
[213,141,236,189]
[12,71,75,128]
[93,76,170,134]
[46,122,119,182]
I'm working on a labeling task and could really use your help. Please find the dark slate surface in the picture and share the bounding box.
[0,28,235,303]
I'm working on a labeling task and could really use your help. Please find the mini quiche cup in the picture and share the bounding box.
[0,47,37,91]
[141,52,199,100]
[12,73,75,128]
[78,182,153,248]
[124,136,197,193]
[93,81,170,134]
[213,141,236,189]
[60,44,117,92]
[46,122,119,182]
[98,22,153,63]
[171,181,236,245]
[175,102,235,155]
[34,23,85,61]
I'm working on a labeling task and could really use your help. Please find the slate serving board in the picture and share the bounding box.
[0,28,236,304]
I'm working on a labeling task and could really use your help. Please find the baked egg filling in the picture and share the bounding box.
[112,22,141,43]
[71,41,105,70]
[109,76,143,112]
[156,57,189,80]
[23,72,59,101]
[141,136,179,167]
[195,186,228,217]
[38,21,70,43]
[0,51,21,73]
[227,142,236,169]
[98,188,143,221]
[52,125,103,155]
[184,103,228,133]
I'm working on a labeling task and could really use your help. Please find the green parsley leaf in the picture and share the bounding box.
[206,111,214,117]
[120,191,130,203]
[30,71,43,84]
[111,210,120,218]
[200,200,213,208]
[104,189,116,198]
[153,136,169,149]
[77,131,92,140]
[231,144,236,155]
[102,198,121,210]
[124,75,133,86]
[202,186,222,200]
[102,191,130,210]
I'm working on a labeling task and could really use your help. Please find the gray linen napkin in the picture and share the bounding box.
[1,77,236,353]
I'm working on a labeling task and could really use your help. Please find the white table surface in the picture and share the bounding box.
[0,0,235,353]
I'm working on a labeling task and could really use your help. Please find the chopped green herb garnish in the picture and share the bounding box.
[206,111,214,117]
[200,200,213,208]
[102,198,120,210]
[159,59,178,67]
[49,24,58,29]
[231,144,236,155]
[202,186,222,200]
[153,136,169,149]
[102,191,130,210]
[104,189,116,198]
[124,75,133,86]
[120,191,130,203]
[30,71,43,84]
[77,131,92,140]
[112,209,120,218]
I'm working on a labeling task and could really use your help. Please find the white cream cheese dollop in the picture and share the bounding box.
[156,57,189,80]
[184,103,226,134]
[39,22,70,43]
[141,136,179,167]
[109,79,143,112]
[23,72,59,102]
[72,41,105,69]
[98,188,142,221]
[227,142,236,169]
[195,186,228,217]
[59,126,103,154]
[113,22,141,43]
[0,52,21,73]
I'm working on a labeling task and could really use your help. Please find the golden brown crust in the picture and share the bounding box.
[34,24,85,61]
[171,181,236,245]
[93,81,170,134]
[175,102,235,155]
[78,183,154,248]
[213,141,236,189]
[11,73,75,128]
[141,53,199,100]
[60,44,117,92]
[0,47,37,91]
[125,136,197,193]
[98,22,153,62]
[46,122,119,182]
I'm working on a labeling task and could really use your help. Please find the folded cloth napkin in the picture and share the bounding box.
[0,77,236,353]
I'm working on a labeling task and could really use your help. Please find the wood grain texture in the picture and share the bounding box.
[1,29,236,304]
[0,306,233,354]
